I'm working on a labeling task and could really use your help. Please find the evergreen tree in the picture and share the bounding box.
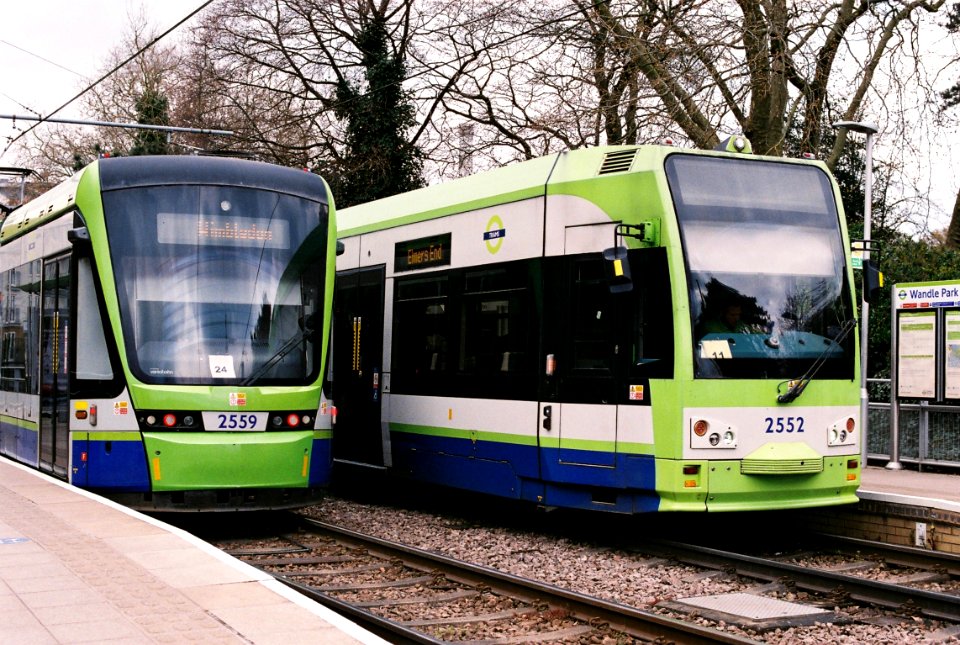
[129,87,171,156]
[332,15,423,207]
[942,3,960,248]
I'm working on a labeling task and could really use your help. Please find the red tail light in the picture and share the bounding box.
[693,420,709,436]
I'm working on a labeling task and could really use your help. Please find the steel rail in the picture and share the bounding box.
[810,533,960,575]
[641,538,960,621]
[271,576,443,645]
[290,518,759,644]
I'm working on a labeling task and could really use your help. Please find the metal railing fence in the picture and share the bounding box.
[867,378,960,469]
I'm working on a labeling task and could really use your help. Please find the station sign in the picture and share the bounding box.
[894,280,960,309]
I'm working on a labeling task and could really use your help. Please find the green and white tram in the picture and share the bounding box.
[0,156,336,510]
[333,141,861,512]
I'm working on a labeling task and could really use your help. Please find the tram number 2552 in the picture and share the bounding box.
[764,416,805,433]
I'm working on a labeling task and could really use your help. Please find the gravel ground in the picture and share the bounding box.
[300,491,960,644]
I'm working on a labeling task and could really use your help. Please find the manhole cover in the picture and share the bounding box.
[662,592,842,631]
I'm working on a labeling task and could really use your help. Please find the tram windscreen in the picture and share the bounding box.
[666,154,855,379]
[102,185,326,385]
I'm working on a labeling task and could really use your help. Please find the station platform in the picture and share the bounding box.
[860,465,960,512]
[0,457,386,645]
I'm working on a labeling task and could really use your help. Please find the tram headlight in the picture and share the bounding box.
[690,417,737,449]
[828,416,857,446]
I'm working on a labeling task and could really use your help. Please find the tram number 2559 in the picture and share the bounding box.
[764,416,805,433]
[216,413,259,430]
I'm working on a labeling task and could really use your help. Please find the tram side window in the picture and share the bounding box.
[555,248,673,389]
[624,247,674,379]
[457,262,535,398]
[392,274,449,393]
[1,262,40,394]
[75,257,113,381]
[569,259,614,372]
[0,270,16,391]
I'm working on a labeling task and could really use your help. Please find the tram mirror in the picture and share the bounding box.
[864,259,884,304]
[336,240,345,256]
[602,246,633,293]
[300,313,317,334]
[68,226,91,247]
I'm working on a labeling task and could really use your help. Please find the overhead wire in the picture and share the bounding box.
[1,0,216,157]
[0,39,83,76]
[3,0,609,155]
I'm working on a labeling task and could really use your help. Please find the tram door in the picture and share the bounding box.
[539,224,620,481]
[332,266,386,466]
[554,254,618,468]
[39,255,70,478]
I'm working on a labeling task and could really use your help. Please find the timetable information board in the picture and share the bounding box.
[945,311,960,399]
[897,310,936,399]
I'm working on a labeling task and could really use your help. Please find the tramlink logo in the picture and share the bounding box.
[230,393,247,407]
[484,215,506,254]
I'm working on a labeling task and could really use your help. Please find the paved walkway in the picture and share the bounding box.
[0,458,386,645]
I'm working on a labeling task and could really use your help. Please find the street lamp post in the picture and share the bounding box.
[833,120,879,469]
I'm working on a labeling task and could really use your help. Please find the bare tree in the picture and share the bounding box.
[20,15,186,178]
[192,0,466,174]
[548,1,946,164]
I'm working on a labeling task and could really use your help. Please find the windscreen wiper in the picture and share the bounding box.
[241,316,316,386]
[776,318,857,404]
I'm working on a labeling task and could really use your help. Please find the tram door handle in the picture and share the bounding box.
[542,405,552,431]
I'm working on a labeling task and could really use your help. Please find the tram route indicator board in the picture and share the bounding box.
[893,280,960,401]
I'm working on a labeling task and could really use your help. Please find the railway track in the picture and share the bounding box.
[215,517,758,644]
[637,533,960,622]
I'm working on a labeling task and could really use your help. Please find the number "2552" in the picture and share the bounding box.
[764,416,805,433]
